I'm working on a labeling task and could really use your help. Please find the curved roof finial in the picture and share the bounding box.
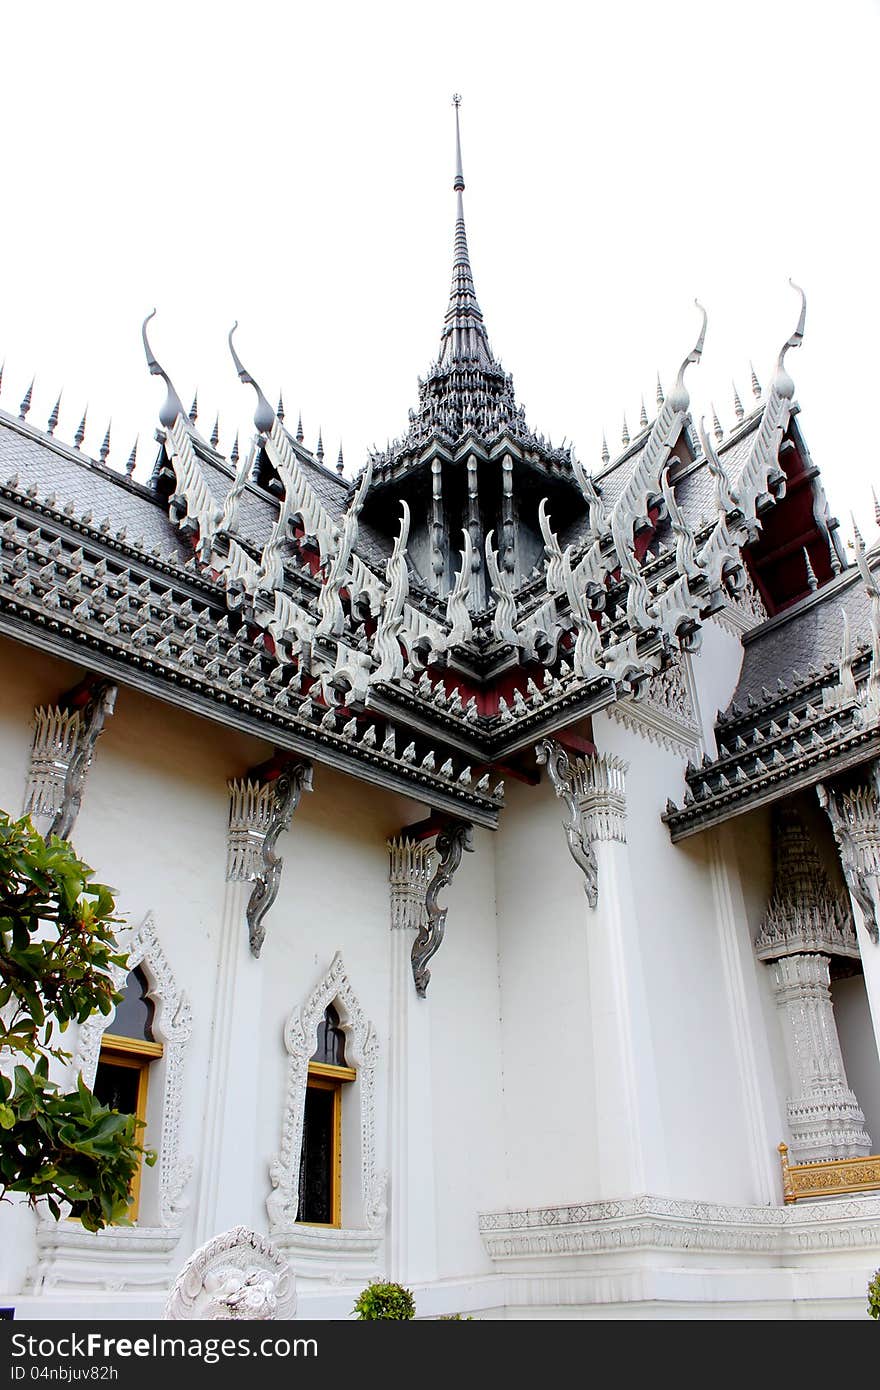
[667,300,708,412]
[452,93,464,193]
[228,323,275,434]
[772,280,807,399]
[141,310,187,429]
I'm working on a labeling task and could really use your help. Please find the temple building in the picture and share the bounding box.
[0,102,879,1319]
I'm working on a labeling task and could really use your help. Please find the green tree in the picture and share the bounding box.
[0,810,152,1231]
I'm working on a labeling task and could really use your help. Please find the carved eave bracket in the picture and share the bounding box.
[535,738,627,907]
[24,678,118,842]
[411,820,473,997]
[240,761,313,958]
[818,770,880,946]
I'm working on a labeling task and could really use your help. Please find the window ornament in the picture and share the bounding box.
[75,912,194,1229]
[268,952,385,1238]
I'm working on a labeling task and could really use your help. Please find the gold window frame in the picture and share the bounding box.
[298,1061,356,1229]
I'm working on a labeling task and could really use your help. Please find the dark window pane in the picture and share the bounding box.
[296,1086,335,1224]
[93,1059,141,1116]
[107,967,156,1042]
[311,1003,347,1067]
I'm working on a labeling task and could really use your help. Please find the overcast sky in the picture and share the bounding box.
[2,0,877,544]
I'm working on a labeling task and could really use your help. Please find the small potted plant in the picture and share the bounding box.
[868,1268,880,1320]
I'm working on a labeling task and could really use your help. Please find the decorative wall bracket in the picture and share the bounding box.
[818,770,880,946]
[24,678,117,842]
[243,760,313,958]
[411,820,473,997]
[536,739,627,907]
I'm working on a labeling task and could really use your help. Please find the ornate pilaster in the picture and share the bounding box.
[241,762,313,958]
[411,821,473,997]
[23,681,117,840]
[770,953,870,1162]
[387,834,438,1281]
[535,740,627,906]
[755,807,870,1163]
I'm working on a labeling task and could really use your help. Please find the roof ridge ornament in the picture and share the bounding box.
[771,280,806,400]
[142,310,187,429]
[228,322,275,434]
[666,300,707,413]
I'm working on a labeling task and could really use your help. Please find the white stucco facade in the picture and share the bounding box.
[2,610,879,1321]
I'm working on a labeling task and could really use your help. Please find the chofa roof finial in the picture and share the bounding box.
[771,280,806,401]
[228,323,275,434]
[667,300,707,413]
[142,310,187,429]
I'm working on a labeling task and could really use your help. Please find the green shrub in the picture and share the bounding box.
[352,1280,415,1320]
[868,1268,880,1320]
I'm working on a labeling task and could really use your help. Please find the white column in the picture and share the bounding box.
[386,836,438,1282]
[818,774,880,1069]
[770,952,871,1162]
[193,781,273,1242]
[538,742,668,1197]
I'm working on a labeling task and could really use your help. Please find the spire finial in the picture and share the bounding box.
[336,443,344,476]
[74,407,87,451]
[803,547,818,593]
[276,391,285,423]
[99,421,111,463]
[852,511,865,553]
[621,414,629,447]
[656,373,664,408]
[126,437,138,476]
[47,391,61,436]
[601,432,610,465]
[732,380,744,422]
[210,414,220,449]
[188,390,198,425]
[711,403,723,442]
[750,360,762,400]
[452,94,464,193]
[296,413,304,444]
[19,378,34,421]
[316,428,324,463]
[639,396,649,431]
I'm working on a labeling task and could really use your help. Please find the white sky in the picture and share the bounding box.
[2,0,878,542]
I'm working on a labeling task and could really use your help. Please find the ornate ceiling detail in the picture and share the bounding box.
[754,806,858,961]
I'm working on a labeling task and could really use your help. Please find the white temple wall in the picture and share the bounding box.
[695,619,749,754]
[833,975,880,1146]
[493,774,600,1209]
[428,828,506,1277]
[592,710,767,1204]
[729,805,791,1174]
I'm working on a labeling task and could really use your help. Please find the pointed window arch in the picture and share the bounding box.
[268,952,385,1238]
[74,914,193,1229]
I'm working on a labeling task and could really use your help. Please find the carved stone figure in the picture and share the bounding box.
[164,1226,296,1320]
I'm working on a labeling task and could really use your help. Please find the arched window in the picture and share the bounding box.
[296,1003,356,1227]
[92,965,163,1220]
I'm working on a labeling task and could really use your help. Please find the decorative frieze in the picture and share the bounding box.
[770,952,870,1163]
[818,771,880,945]
[387,836,434,932]
[411,822,473,997]
[536,740,628,905]
[478,1190,880,1260]
[23,681,117,840]
[607,655,701,755]
[754,807,858,960]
